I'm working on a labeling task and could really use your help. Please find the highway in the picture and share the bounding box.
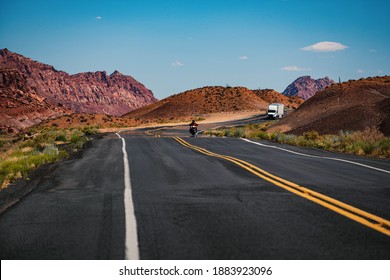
[1,119,389,259]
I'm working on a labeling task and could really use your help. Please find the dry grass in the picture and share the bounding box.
[0,126,98,189]
[206,125,390,158]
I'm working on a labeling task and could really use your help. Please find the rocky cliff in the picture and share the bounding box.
[282,76,334,100]
[0,48,157,116]
[0,69,70,133]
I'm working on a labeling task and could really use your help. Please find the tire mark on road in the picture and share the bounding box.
[97,193,112,259]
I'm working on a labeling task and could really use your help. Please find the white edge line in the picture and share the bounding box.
[116,132,140,260]
[240,138,390,174]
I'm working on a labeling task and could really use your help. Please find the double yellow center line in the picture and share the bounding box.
[173,136,390,236]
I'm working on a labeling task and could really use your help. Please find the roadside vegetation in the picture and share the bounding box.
[205,122,390,158]
[0,125,99,189]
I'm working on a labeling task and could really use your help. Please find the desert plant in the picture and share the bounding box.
[303,130,320,141]
[0,127,97,189]
[233,128,245,138]
[55,133,67,142]
[207,123,389,158]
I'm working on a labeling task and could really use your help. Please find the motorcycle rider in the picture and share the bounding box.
[189,120,198,136]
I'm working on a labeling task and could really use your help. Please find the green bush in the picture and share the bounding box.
[233,128,245,138]
[223,129,231,137]
[0,127,95,189]
[255,130,269,140]
[55,133,67,142]
[82,126,98,135]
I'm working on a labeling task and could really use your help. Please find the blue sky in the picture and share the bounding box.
[1,0,389,99]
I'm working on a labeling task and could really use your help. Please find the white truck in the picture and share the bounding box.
[267,103,284,119]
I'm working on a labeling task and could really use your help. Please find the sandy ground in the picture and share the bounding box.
[99,110,265,133]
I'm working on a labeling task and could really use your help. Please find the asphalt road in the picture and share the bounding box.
[1,122,389,259]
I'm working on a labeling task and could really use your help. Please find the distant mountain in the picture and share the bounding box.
[270,76,390,136]
[282,76,335,100]
[0,48,157,116]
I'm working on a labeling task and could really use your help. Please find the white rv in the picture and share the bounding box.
[267,103,284,119]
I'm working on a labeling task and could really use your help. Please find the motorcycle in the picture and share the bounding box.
[189,125,198,137]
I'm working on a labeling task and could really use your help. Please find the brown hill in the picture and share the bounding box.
[124,86,269,121]
[0,48,157,116]
[253,89,304,109]
[269,76,390,136]
[282,76,335,100]
[0,69,70,133]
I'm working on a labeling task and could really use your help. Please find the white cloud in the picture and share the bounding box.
[357,69,364,74]
[171,61,184,67]
[239,55,248,60]
[281,65,310,71]
[301,41,348,52]
[95,16,102,20]
[369,49,377,52]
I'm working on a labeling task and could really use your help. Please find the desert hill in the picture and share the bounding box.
[253,89,304,109]
[0,48,157,116]
[124,86,270,121]
[269,76,390,136]
[283,76,335,100]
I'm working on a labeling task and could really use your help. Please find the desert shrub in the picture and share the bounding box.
[350,127,384,143]
[55,133,67,142]
[320,135,340,150]
[0,141,67,188]
[233,128,245,138]
[223,129,231,137]
[374,138,390,157]
[82,126,98,136]
[269,132,279,141]
[205,123,389,158]
[303,130,320,141]
[43,144,59,156]
[283,134,297,145]
[255,130,269,140]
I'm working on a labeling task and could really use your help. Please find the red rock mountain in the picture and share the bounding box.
[0,48,157,116]
[0,69,70,133]
[270,76,390,136]
[282,76,335,100]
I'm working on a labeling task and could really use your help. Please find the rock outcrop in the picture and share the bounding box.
[0,48,157,116]
[0,69,69,133]
[282,76,335,100]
